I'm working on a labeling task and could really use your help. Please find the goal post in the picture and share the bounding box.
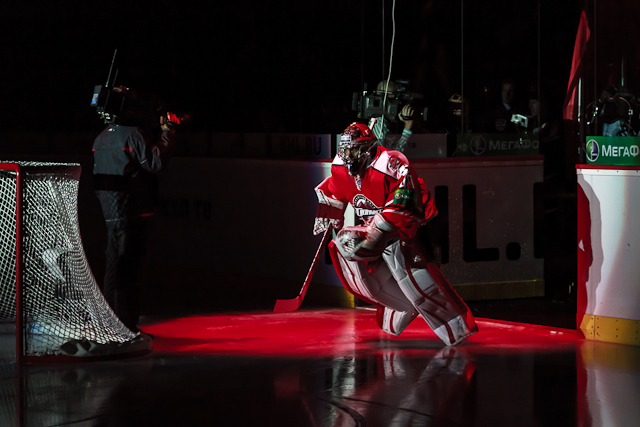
[0,161,151,360]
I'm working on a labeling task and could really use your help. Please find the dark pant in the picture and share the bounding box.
[102,217,150,331]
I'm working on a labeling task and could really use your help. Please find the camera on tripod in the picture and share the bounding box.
[91,85,188,127]
[351,80,428,123]
[90,50,188,127]
[90,84,129,124]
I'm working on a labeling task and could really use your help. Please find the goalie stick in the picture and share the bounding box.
[273,226,333,313]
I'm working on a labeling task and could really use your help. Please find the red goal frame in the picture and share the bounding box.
[0,162,24,363]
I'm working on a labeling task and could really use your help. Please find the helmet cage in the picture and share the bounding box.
[338,123,377,176]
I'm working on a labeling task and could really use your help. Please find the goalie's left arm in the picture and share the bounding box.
[378,152,436,240]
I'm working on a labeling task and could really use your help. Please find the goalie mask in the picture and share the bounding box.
[338,122,377,177]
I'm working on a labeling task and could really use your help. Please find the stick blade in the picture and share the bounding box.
[273,297,301,313]
[272,227,332,314]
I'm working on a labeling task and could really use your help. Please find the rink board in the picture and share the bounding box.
[577,165,640,345]
[144,155,543,304]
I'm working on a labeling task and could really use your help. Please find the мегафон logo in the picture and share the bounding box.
[470,136,486,155]
[586,139,599,162]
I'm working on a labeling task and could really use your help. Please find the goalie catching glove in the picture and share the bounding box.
[334,213,398,261]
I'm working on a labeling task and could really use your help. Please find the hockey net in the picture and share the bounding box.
[0,161,150,358]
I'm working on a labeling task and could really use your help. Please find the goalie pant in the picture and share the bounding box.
[328,237,478,346]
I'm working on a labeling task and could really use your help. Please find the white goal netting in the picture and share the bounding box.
[0,161,150,357]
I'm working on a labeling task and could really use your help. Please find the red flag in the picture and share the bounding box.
[563,10,591,121]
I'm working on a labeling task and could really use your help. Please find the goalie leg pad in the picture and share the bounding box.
[328,240,414,313]
[376,306,419,336]
[383,241,478,346]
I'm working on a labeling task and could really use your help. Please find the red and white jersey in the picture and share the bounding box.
[315,146,437,239]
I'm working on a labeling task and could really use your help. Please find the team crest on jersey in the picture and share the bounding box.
[352,194,382,220]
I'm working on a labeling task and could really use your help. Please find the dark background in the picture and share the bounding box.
[0,0,587,135]
[4,0,640,323]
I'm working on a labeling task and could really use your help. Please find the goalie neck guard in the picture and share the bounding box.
[338,122,377,177]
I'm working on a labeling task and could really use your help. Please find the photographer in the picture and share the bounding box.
[92,85,178,334]
[371,80,416,152]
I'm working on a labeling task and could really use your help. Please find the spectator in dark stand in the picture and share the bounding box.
[528,93,559,141]
[485,79,523,133]
[443,92,473,156]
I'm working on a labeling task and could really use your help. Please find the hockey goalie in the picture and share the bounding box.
[314,121,478,346]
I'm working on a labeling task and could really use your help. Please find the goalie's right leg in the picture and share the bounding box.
[383,240,478,346]
[328,240,418,336]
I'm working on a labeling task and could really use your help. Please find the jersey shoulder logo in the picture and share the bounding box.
[373,150,410,180]
[388,155,409,175]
